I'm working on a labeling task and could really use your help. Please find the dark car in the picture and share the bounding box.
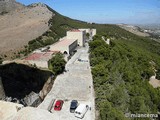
[54,100,64,111]
[70,100,78,113]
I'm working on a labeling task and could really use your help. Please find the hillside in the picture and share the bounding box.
[118,24,150,37]
[0,3,53,58]
[0,0,24,14]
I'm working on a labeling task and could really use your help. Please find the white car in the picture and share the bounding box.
[74,104,89,119]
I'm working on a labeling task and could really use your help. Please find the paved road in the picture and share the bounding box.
[38,44,95,120]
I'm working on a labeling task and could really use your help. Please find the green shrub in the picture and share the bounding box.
[48,53,66,75]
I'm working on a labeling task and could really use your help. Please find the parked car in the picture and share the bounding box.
[54,100,64,111]
[70,100,78,113]
[78,59,81,61]
[74,104,89,118]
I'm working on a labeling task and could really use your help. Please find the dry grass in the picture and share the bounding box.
[0,4,53,58]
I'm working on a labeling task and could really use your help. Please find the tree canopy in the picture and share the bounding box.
[89,34,160,120]
[48,53,66,75]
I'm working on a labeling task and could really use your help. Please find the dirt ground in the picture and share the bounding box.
[0,4,53,58]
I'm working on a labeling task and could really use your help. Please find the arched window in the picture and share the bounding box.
[63,51,68,54]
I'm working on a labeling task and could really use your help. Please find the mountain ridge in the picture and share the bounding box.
[0,0,25,14]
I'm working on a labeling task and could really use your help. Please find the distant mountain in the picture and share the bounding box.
[118,24,150,37]
[0,0,24,14]
[137,24,160,39]
[138,24,160,30]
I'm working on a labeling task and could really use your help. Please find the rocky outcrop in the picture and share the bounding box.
[39,76,54,100]
[0,0,24,14]
[24,92,42,107]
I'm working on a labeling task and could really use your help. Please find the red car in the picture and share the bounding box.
[54,100,64,111]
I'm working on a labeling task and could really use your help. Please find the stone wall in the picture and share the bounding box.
[39,76,54,100]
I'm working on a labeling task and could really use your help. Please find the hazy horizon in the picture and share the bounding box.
[16,0,160,25]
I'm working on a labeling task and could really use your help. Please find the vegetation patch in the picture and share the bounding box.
[89,35,160,120]
[48,53,66,75]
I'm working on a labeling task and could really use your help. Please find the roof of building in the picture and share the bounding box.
[50,39,77,47]
[79,29,90,30]
[69,29,81,32]
[24,51,56,61]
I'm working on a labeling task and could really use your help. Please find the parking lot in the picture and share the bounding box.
[38,44,95,120]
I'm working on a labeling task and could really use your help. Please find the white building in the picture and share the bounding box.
[106,38,110,45]
[23,38,77,68]
[67,29,86,47]
[49,38,78,55]
[79,28,96,37]
[24,52,55,68]
[8,28,94,69]
[92,29,96,36]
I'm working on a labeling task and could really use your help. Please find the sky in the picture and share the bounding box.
[16,0,160,24]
